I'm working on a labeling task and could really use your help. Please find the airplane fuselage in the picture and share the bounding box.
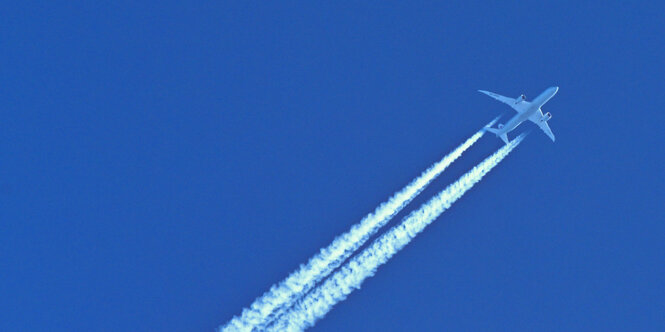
[492,86,558,137]
[499,107,537,135]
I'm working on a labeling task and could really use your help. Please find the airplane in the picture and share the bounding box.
[479,86,558,144]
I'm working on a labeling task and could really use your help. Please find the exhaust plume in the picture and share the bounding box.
[220,119,498,332]
[267,134,525,332]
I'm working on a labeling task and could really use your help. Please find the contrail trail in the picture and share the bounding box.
[220,118,499,332]
[267,134,525,332]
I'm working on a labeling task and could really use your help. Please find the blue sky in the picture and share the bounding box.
[2,1,664,331]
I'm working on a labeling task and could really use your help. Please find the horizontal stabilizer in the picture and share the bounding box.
[484,127,500,135]
[485,127,509,144]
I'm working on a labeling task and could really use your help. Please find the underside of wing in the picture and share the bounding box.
[478,90,530,113]
[528,110,556,141]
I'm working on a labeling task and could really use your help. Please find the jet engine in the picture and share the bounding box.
[498,123,504,129]
[515,94,526,103]
[541,112,552,122]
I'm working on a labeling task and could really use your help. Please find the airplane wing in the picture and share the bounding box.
[528,110,556,141]
[478,90,530,113]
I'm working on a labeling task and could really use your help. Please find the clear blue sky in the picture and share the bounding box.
[2,2,664,331]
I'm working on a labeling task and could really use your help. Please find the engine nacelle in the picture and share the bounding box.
[515,94,526,103]
[541,112,552,122]
[498,123,504,129]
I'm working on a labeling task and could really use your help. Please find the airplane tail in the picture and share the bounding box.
[485,126,509,144]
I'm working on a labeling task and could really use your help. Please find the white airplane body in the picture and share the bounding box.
[479,86,558,144]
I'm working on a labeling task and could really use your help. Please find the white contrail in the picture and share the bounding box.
[220,118,499,332]
[267,134,525,332]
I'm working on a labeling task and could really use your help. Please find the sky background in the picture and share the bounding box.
[2,1,664,331]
